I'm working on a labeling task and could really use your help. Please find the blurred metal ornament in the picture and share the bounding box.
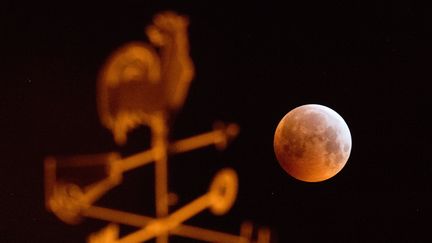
[44,11,272,243]
[97,12,194,145]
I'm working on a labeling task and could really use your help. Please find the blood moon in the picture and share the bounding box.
[274,104,352,182]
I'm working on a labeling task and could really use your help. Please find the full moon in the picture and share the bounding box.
[274,104,352,182]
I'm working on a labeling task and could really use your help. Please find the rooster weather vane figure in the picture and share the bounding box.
[44,11,271,243]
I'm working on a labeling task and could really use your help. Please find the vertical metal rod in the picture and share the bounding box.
[152,114,169,243]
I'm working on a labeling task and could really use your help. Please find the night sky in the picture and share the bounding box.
[2,1,431,242]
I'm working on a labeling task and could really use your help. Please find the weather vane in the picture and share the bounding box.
[44,11,271,243]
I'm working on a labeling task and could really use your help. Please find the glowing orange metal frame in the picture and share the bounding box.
[44,11,271,243]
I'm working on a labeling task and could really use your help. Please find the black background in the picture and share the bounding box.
[2,1,431,242]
